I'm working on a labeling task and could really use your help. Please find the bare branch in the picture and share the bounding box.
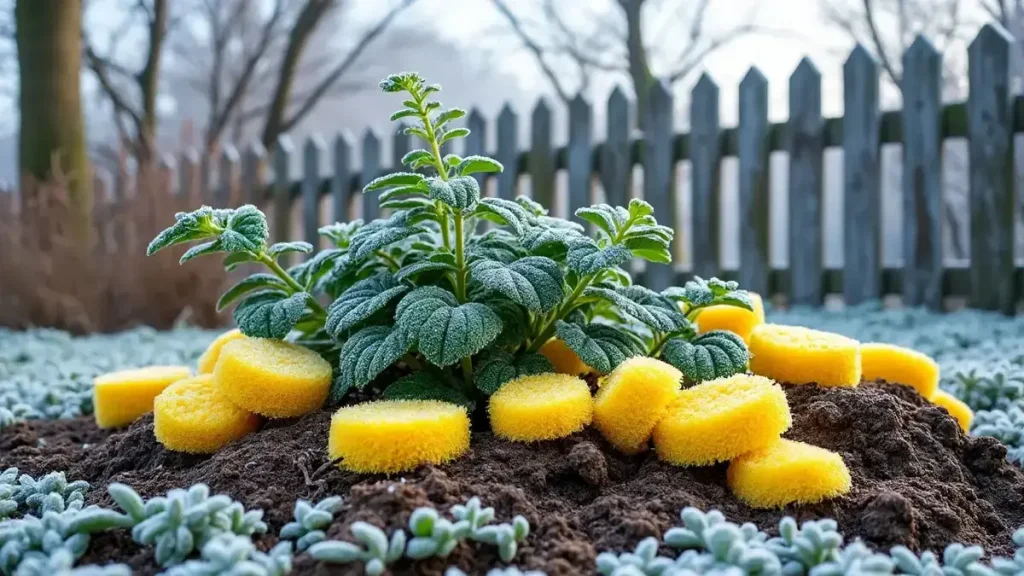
[489,0,574,103]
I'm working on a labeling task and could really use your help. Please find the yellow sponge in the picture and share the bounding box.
[593,357,681,454]
[748,324,861,387]
[860,343,939,399]
[931,390,973,432]
[653,374,792,466]
[727,438,852,508]
[328,400,470,473]
[214,337,331,418]
[197,329,245,374]
[93,365,192,429]
[488,373,593,441]
[539,339,592,375]
[154,375,261,453]
[695,293,765,342]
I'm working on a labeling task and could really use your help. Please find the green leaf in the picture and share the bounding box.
[470,257,564,313]
[585,286,691,333]
[516,196,547,216]
[404,126,431,141]
[268,241,314,257]
[383,372,472,407]
[390,109,419,121]
[473,350,553,394]
[395,287,503,367]
[227,204,271,248]
[223,251,258,270]
[575,205,624,239]
[474,197,530,237]
[627,198,654,219]
[325,274,408,337]
[380,196,434,210]
[661,331,749,383]
[147,206,220,255]
[486,297,530,348]
[290,248,346,290]
[467,231,525,264]
[379,186,429,203]
[349,212,430,260]
[400,150,434,170]
[566,238,632,276]
[334,326,412,399]
[624,237,672,264]
[426,175,480,210]
[234,291,309,339]
[179,238,225,263]
[318,220,363,247]
[457,156,504,176]
[435,108,466,129]
[395,260,457,283]
[522,226,582,260]
[554,321,643,375]
[363,172,427,192]
[439,127,470,146]
[217,273,290,311]
[664,277,753,312]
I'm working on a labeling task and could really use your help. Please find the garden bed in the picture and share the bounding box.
[4,379,1022,575]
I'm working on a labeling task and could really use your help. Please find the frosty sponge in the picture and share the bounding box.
[214,337,331,418]
[93,365,192,429]
[154,375,261,454]
[727,438,852,509]
[860,343,939,399]
[197,329,244,374]
[488,373,593,441]
[653,374,791,466]
[593,357,682,454]
[931,390,973,432]
[695,292,765,342]
[748,324,861,387]
[539,339,592,375]
[329,400,470,473]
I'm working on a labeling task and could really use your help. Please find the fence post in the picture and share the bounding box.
[738,67,770,296]
[273,135,294,263]
[645,80,675,290]
[465,108,487,187]
[496,104,518,200]
[842,45,882,305]
[902,36,944,310]
[788,59,824,305]
[333,132,353,223]
[218,145,239,207]
[602,86,631,208]
[361,129,381,221]
[303,136,324,253]
[242,141,266,207]
[691,73,721,280]
[568,94,592,218]
[530,99,555,210]
[968,23,1015,314]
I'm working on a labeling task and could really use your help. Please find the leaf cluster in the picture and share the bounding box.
[279,496,342,552]
[0,470,89,521]
[160,534,292,576]
[0,507,132,576]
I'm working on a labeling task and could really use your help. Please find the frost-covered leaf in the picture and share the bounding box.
[396,287,503,367]
[474,198,531,237]
[234,291,308,339]
[575,205,625,239]
[661,331,750,383]
[268,241,314,257]
[363,172,426,192]
[555,321,643,374]
[486,298,530,348]
[456,156,503,176]
[471,257,564,313]
[395,260,458,283]
[439,127,470,146]
[217,273,289,311]
[468,231,526,264]
[325,274,408,337]
[148,205,268,257]
[664,277,753,312]
[383,372,472,407]
[401,149,433,169]
[349,212,430,261]
[335,326,412,398]
[318,220,363,248]
[585,286,691,334]
[567,238,632,276]
[426,175,480,210]
[473,350,553,394]
[435,108,467,129]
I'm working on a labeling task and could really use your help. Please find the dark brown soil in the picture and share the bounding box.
[3,381,1023,575]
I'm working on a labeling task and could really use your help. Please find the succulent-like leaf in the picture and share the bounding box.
[325,274,408,337]
[426,176,480,210]
[554,321,643,374]
[661,331,750,383]
[396,287,503,367]
[233,291,308,339]
[382,372,472,407]
[471,257,564,313]
[473,350,553,394]
[217,273,289,312]
[567,238,632,276]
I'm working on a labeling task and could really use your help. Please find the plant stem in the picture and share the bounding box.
[460,357,474,390]
[401,353,424,371]
[648,332,671,357]
[375,250,401,272]
[453,212,467,302]
[526,276,595,353]
[258,252,327,318]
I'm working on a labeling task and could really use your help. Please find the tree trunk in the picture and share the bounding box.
[621,0,653,129]
[16,0,92,240]
[137,0,168,165]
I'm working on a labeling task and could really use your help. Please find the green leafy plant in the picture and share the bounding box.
[147,71,753,407]
[160,534,292,576]
[307,521,406,576]
[0,470,89,521]
[10,548,129,576]
[279,496,342,552]
[0,507,132,576]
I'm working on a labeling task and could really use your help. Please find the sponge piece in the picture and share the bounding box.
[932,390,973,432]
[197,329,245,374]
[748,324,861,387]
[593,357,682,454]
[489,373,593,441]
[329,400,470,473]
[214,337,331,418]
[93,365,192,429]
[695,293,765,342]
[727,438,852,509]
[860,343,939,399]
[653,374,792,466]
[539,339,592,375]
[154,375,261,453]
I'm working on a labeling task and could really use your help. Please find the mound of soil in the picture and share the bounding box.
[4,381,1024,575]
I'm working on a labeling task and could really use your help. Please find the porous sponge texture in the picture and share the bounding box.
[488,373,593,441]
[695,293,765,342]
[328,400,470,473]
[932,389,973,432]
[652,374,791,466]
[93,365,192,429]
[539,339,592,375]
[727,438,852,509]
[197,329,245,374]
[154,375,261,454]
[214,337,331,418]
[860,343,939,399]
[593,357,682,454]
[748,324,861,387]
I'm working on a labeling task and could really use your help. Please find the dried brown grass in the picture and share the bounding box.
[0,164,238,334]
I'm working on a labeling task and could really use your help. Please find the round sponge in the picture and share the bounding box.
[154,375,261,453]
[652,374,791,466]
[197,329,245,374]
[727,438,852,509]
[695,292,765,342]
[931,389,973,432]
[539,339,592,375]
[93,365,192,429]
[860,343,939,399]
[488,373,593,441]
[214,337,331,418]
[329,400,470,473]
[748,324,861,387]
[593,357,682,454]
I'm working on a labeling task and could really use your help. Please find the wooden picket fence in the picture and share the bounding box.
[2,24,1022,313]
